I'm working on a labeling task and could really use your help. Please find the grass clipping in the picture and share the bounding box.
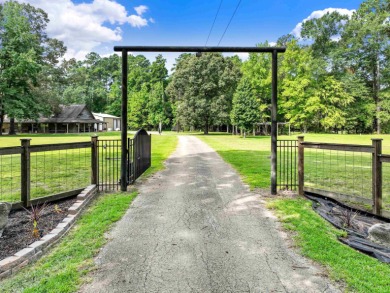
[267,198,390,293]
[0,191,137,293]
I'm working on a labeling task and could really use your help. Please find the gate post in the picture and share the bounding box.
[120,49,128,191]
[21,139,31,207]
[372,139,382,215]
[91,136,98,185]
[297,136,304,196]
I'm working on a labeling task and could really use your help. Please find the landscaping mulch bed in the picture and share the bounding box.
[0,196,77,261]
[306,193,390,263]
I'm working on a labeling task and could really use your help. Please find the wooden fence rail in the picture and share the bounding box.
[297,136,388,216]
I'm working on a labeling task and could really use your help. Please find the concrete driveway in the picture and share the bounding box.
[82,135,339,293]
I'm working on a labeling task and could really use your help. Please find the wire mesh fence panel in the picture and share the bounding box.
[0,154,21,203]
[29,148,91,200]
[382,163,390,212]
[277,140,298,190]
[304,148,372,200]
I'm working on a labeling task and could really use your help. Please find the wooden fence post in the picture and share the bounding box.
[372,138,382,215]
[91,136,98,185]
[298,136,304,196]
[20,139,31,207]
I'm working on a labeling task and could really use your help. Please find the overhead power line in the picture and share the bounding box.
[217,0,242,46]
[205,0,224,46]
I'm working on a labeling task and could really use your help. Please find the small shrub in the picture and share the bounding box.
[24,203,47,238]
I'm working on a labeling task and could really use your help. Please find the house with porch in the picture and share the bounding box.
[2,105,107,134]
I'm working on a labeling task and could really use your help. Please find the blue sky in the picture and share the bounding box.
[5,0,364,69]
[111,0,362,47]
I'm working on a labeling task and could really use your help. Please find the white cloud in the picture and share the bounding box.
[235,53,249,61]
[134,5,148,16]
[128,15,148,28]
[291,8,355,38]
[0,0,152,59]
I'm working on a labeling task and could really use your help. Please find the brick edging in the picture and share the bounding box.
[0,185,98,281]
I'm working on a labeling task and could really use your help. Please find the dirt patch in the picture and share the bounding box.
[0,197,77,261]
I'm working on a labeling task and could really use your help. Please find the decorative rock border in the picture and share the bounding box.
[0,185,98,281]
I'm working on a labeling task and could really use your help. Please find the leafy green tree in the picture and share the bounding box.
[301,11,349,59]
[280,40,353,132]
[230,78,260,136]
[167,53,240,134]
[240,42,272,125]
[61,53,121,113]
[0,1,64,134]
[279,41,314,132]
[342,0,390,133]
[128,85,149,129]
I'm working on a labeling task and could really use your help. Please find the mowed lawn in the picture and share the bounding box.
[200,133,390,293]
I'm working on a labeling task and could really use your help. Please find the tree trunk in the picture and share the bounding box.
[0,111,3,136]
[204,118,209,135]
[8,117,16,135]
[227,124,229,133]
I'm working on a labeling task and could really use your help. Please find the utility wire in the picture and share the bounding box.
[217,0,242,46]
[205,0,224,46]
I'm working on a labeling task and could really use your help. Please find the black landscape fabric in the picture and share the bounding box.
[305,193,390,264]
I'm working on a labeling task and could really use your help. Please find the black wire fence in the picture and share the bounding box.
[0,153,21,203]
[277,137,390,216]
[303,149,372,201]
[382,163,390,212]
[0,131,151,209]
[0,140,92,208]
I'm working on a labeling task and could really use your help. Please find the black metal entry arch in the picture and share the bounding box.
[113,45,286,194]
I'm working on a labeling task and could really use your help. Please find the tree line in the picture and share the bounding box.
[0,0,389,135]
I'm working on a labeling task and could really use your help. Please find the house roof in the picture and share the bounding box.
[92,112,120,119]
[45,104,102,123]
[3,105,104,124]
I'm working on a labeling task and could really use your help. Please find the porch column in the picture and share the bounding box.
[55,123,57,133]
[66,124,69,133]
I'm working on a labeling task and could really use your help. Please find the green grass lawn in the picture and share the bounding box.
[267,198,390,292]
[199,132,390,292]
[0,132,178,293]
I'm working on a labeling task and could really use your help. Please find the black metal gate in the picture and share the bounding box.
[97,129,151,190]
[277,140,298,190]
[97,139,121,191]
[129,129,151,184]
